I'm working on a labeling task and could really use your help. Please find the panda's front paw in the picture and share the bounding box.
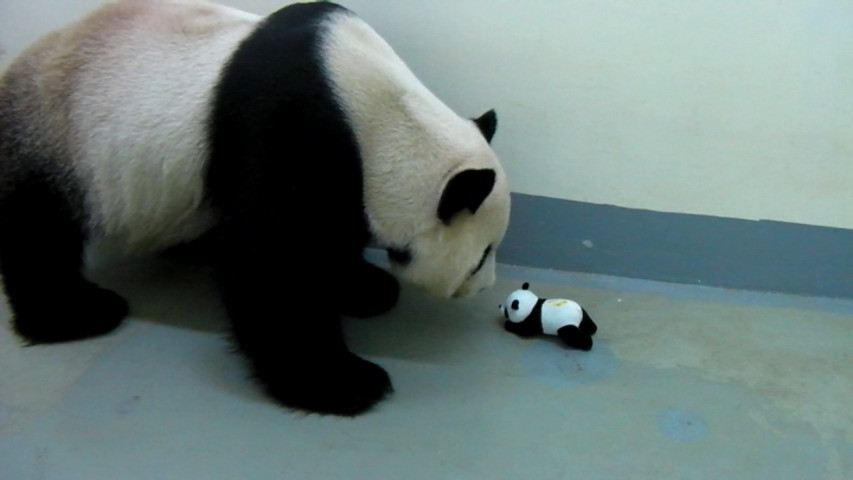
[339,261,399,318]
[261,352,393,416]
[12,284,128,344]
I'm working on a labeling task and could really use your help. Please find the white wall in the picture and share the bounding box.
[337,0,853,230]
[3,0,852,229]
[0,1,97,65]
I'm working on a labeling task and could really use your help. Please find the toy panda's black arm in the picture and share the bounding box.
[504,298,545,337]
[504,320,540,337]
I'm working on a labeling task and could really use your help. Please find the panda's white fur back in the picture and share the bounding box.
[321,12,511,297]
[23,0,260,249]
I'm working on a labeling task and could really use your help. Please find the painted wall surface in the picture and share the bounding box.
[334,0,853,230]
[0,0,101,67]
[2,0,851,229]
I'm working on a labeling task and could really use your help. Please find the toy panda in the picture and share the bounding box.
[0,1,511,416]
[499,283,597,351]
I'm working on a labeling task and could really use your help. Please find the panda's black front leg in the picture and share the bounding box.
[215,229,392,416]
[338,259,399,318]
[229,308,393,416]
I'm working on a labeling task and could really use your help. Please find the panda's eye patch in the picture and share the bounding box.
[470,245,492,276]
[387,247,412,265]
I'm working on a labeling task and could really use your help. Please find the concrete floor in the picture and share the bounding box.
[1,249,851,480]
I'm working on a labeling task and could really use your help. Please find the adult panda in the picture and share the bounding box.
[0,0,511,416]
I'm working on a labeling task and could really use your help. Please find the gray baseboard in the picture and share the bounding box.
[498,193,853,299]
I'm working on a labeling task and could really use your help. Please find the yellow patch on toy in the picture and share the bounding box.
[546,299,569,307]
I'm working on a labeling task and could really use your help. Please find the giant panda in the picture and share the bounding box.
[0,0,511,416]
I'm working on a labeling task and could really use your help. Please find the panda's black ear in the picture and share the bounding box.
[437,169,496,225]
[522,282,530,290]
[473,109,498,143]
[511,300,519,310]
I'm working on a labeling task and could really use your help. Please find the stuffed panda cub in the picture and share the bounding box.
[0,0,511,416]
[501,283,597,350]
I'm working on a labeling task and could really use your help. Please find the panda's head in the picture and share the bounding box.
[379,109,511,299]
[499,282,539,323]
[320,11,511,298]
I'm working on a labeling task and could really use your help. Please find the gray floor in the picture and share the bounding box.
[1,249,851,480]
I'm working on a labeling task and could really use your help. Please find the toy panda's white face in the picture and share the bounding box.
[500,285,539,323]
[321,11,512,299]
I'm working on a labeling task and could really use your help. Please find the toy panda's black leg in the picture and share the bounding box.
[0,176,128,343]
[215,221,393,416]
[557,325,593,351]
[579,308,597,336]
[337,259,399,318]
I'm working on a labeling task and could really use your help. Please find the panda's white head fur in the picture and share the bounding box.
[321,11,511,298]
[500,282,539,323]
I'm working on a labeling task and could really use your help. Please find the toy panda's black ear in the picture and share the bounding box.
[473,109,498,143]
[511,300,519,310]
[437,169,496,225]
[522,282,529,290]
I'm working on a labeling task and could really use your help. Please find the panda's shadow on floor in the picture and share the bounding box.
[76,249,537,407]
[83,246,274,405]
[84,243,476,364]
[85,244,229,333]
[344,285,499,364]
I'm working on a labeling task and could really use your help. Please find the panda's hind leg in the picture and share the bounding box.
[557,325,593,351]
[0,176,128,343]
[579,308,597,336]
